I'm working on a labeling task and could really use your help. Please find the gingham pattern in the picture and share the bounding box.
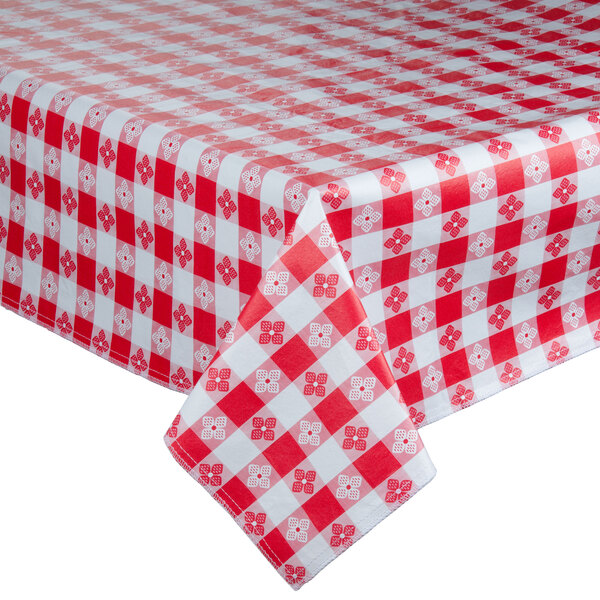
[0,0,599,588]
[166,193,436,589]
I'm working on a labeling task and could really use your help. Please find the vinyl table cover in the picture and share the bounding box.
[0,0,599,590]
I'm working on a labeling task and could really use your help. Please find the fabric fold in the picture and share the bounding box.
[165,191,436,589]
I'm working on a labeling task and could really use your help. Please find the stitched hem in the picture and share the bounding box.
[418,335,600,429]
[0,296,184,393]
[166,435,436,590]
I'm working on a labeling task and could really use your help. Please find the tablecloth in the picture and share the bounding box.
[1,0,599,590]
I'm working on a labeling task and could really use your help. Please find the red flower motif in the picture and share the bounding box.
[206,367,231,392]
[173,303,192,332]
[135,285,152,313]
[313,273,338,298]
[63,123,80,151]
[97,267,114,295]
[20,294,36,317]
[292,469,316,494]
[28,108,44,136]
[284,565,305,585]
[380,167,405,193]
[538,124,561,143]
[243,511,267,536]
[166,415,180,438]
[546,234,568,257]
[440,325,462,351]
[553,178,576,204]
[97,204,115,232]
[443,211,468,237]
[92,330,109,354]
[356,326,379,351]
[435,152,460,176]
[62,188,77,215]
[539,286,561,309]
[437,268,462,292]
[451,384,474,407]
[0,93,11,121]
[216,256,237,285]
[322,183,348,209]
[217,189,236,219]
[0,216,6,244]
[262,206,283,237]
[587,269,600,290]
[500,362,522,384]
[409,406,425,426]
[498,194,523,220]
[56,312,72,335]
[548,341,569,362]
[27,171,43,199]
[342,425,368,451]
[488,138,512,159]
[385,478,412,503]
[259,320,284,344]
[489,304,511,329]
[130,349,148,373]
[330,523,355,548]
[384,227,411,254]
[0,156,9,183]
[171,367,192,390]
[24,233,42,260]
[217,321,232,340]
[99,139,116,168]
[394,346,415,374]
[136,155,153,184]
[136,221,154,249]
[251,417,276,441]
[304,372,327,397]
[174,238,192,268]
[493,251,517,275]
[60,250,76,277]
[198,463,223,486]
[384,285,407,313]
[176,172,194,201]
[589,111,600,124]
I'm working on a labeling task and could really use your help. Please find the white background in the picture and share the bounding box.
[0,306,598,599]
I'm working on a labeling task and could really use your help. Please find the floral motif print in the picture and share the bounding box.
[255,370,280,394]
[384,286,407,313]
[330,524,355,548]
[385,479,413,503]
[206,367,230,392]
[393,429,418,454]
[380,167,405,193]
[216,256,237,285]
[342,426,368,451]
[313,273,338,298]
[322,183,348,209]
[218,189,236,219]
[498,194,523,220]
[251,417,276,441]
[308,322,332,348]
[259,320,284,344]
[304,372,327,397]
[264,271,289,296]
[298,421,321,446]
[336,474,362,501]
[353,205,381,232]
[247,464,271,489]
[201,416,227,440]
[176,172,194,201]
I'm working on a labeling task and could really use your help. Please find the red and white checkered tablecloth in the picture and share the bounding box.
[1,0,599,589]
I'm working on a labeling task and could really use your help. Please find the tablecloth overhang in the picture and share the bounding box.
[0,0,599,589]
